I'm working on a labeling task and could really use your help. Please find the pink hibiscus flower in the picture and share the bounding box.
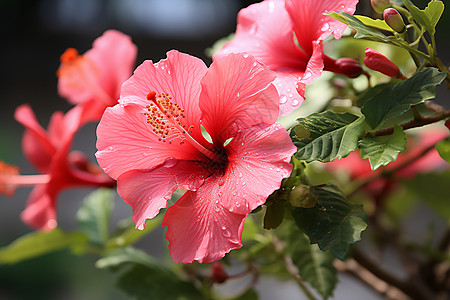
[214,0,361,115]
[0,104,115,230]
[57,30,137,124]
[96,50,296,263]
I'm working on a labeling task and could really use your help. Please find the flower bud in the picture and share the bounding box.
[364,47,402,78]
[211,262,228,284]
[335,58,364,78]
[370,0,391,14]
[384,8,406,33]
[445,120,450,131]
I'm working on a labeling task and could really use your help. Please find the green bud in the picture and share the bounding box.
[384,8,406,33]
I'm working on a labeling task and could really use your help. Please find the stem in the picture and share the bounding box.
[272,236,317,300]
[373,108,450,137]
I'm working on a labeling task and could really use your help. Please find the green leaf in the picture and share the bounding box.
[97,247,204,300]
[291,111,365,163]
[359,125,407,170]
[285,228,337,299]
[77,188,115,245]
[0,229,89,265]
[292,185,367,259]
[403,0,444,34]
[106,216,162,251]
[355,15,394,32]
[327,12,391,41]
[361,68,446,130]
[435,137,450,163]
[263,200,285,230]
[402,171,450,219]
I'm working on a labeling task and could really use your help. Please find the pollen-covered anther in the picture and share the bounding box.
[144,91,187,144]
[0,161,20,196]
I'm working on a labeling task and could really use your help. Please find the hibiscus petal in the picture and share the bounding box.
[15,105,56,172]
[117,160,210,230]
[86,30,137,107]
[274,71,305,115]
[286,0,358,54]
[218,123,296,215]
[96,103,201,179]
[20,185,57,231]
[200,53,278,144]
[214,0,309,71]
[120,50,207,131]
[162,175,246,263]
[299,40,325,85]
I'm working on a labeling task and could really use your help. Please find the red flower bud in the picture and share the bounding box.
[211,262,228,284]
[370,0,391,14]
[335,58,364,78]
[384,8,406,33]
[364,47,402,78]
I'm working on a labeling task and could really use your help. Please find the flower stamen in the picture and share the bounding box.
[0,161,50,197]
[145,91,221,162]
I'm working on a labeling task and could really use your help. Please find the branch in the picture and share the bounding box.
[373,108,450,137]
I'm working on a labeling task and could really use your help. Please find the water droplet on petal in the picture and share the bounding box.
[242,53,249,58]
[238,173,243,178]
[288,93,294,98]
[107,146,115,151]
[279,95,287,104]
[163,158,177,168]
[268,1,275,13]
[292,99,299,107]
[303,72,312,80]
[321,23,330,32]
[242,181,246,186]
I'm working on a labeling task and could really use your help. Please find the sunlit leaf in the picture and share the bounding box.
[327,12,391,42]
[292,185,367,259]
[291,112,365,163]
[77,188,115,245]
[0,229,89,265]
[435,137,450,163]
[361,68,446,130]
[403,0,444,34]
[285,228,337,299]
[359,125,407,170]
[355,15,394,32]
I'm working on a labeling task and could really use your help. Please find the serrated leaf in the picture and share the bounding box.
[327,12,390,41]
[106,216,162,251]
[97,247,204,300]
[361,68,446,130]
[435,137,450,163]
[292,185,367,259]
[402,171,450,219]
[403,0,444,34]
[77,188,114,245]
[355,15,394,32]
[0,229,89,265]
[359,125,407,170]
[285,228,337,299]
[290,112,365,163]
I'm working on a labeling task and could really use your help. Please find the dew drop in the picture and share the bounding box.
[107,146,115,151]
[292,99,299,107]
[238,173,243,178]
[321,23,330,32]
[303,72,312,80]
[163,158,177,168]
[242,181,246,186]
[236,202,241,208]
[268,1,275,13]
[142,152,151,157]
[288,93,294,98]
[279,95,287,104]
[242,53,249,59]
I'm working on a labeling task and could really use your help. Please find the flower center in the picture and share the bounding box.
[144,91,222,162]
[57,48,114,105]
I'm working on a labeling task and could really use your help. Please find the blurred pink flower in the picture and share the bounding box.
[57,30,137,123]
[2,104,115,230]
[214,0,360,115]
[327,126,449,199]
[96,50,296,263]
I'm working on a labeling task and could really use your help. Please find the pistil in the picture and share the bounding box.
[0,161,50,196]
